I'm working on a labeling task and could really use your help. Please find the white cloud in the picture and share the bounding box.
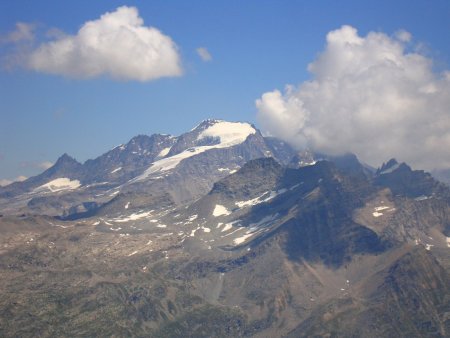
[395,29,412,43]
[0,22,35,43]
[19,160,54,171]
[27,6,182,81]
[0,179,12,187]
[256,25,450,170]
[0,175,27,187]
[196,47,212,62]
[38,161,53,170]
[0,22,36,70]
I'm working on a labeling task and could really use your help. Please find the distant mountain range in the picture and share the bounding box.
[0,119,449,337]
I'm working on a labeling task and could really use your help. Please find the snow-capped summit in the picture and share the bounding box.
[131,120,258,183]
[197,120,256,147]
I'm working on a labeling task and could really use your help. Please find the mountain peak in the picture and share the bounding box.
[197,120,256,145]
[129,134,151,143]
[377,158,401,175]
[54,153,80,166]
[166,120,257,157]
[189,118,227,133]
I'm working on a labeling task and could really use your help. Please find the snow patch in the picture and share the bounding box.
[415,195,430,201]
[213,204,231,217]
[187,214,198,222]
[221,220,240,232]
[374,206,390,211]
[113,211,152,223]
[380,163,401,174]
[372,205,395,217]
[300,160,317,167]
[125,202,130,209]
[111,167,122,174]
[132,147,204,181]
[235,195,262,208]
[35,178,81,193]
[112,144,125,151]
[221,223,233,232]
[190,226,201,237]
[233,233,253,245]
[156,147,171,159]
[235,189,287,208]
[222,227,245,238]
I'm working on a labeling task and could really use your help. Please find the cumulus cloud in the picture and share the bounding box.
[256,25,450,170]
[395,29,412,43]
[0,175,27,187]
[38,161,53,170]
[19,160,53,171]
[196,47,212,62]
[27,6,182,81]
[0,22,36,70]
[0,22,35,44]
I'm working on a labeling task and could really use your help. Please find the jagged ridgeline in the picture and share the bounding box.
[0,120,449,337]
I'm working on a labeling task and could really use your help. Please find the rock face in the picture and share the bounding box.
[286,247,450,338]
[82,133,177,184]
[375,158,443,198]
[0,120,449,337]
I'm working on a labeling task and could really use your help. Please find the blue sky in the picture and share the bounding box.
[1,0,450,183]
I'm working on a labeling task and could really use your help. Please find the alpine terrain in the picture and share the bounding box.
[0,119,449,337]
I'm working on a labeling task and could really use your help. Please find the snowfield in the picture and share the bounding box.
[132,121,256,182]
[35,178,81,192]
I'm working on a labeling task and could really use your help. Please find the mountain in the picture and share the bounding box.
[0,154,83,198]
[0,120,290,217]
[82,133,177,184]
[286,246,450,337]
[0,119,449,337]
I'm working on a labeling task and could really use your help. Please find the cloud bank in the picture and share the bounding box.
[256,25,450,170]
[28,6,182,81]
